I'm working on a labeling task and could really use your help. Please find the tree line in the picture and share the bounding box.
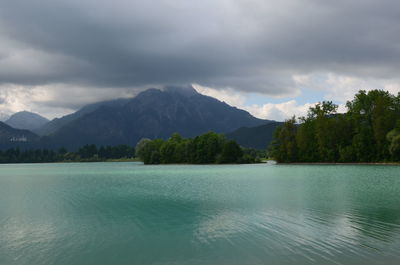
[0,144,135,163]
[0,133,262,164]
[135,132,262,164]
[270,90,400,163]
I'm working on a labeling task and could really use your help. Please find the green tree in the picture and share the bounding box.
[387,121,400,160]
[269,116,298,162]
[160,133,187,163]
[135,138,152,160]
[218,140,243,163]
[296,116,318,162]
[308,101,340,162]
[190,132,225,164]
[136,139,164,164]
[347,90,398,161]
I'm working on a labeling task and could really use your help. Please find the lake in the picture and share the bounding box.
[0,162,399,265]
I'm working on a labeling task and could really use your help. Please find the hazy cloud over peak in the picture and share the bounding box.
[0,0,399,119]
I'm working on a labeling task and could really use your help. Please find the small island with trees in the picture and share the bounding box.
[135,132,263,164]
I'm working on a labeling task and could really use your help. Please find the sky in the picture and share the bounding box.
[0,0,400,121]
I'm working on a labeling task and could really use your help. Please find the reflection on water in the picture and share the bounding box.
[0,163,399,265]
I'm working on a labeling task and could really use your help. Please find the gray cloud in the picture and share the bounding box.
[0,0,400,115]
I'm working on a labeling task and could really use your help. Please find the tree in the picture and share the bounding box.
[387,121,400,160]
[78,144,98,159]
[135,138,152,160]
[307,101,340,162]
[160,133,187,163]
[347,90,398,161]
[190,132,225,164]
[296,118,319,162]
[269,116,298,162]
[136,139,164,164]
[218,140,243,163]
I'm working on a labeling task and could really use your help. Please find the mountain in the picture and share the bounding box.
[42,86,270,149]
[36,98,130,136]
[0,121,39,148]
[226,121,283,150]
[5,111,49,131]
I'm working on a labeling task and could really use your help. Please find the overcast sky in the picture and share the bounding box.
[0,0,399,121]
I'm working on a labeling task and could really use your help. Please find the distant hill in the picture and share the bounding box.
[0,121,39,149]
[36,98,130,136]
[40,86,270,150]
[226,122,283,150]
[5,111,49,131]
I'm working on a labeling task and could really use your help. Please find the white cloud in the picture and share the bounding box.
[294,72,400,103]
[243,100,316,121]
[0,84,139,119]
[192,84,247,107]
[193,84,316,121]
[0,84,71,119]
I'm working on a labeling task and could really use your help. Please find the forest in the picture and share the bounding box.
[0,144,135,163]
[0,133,262,164]
[135,132,262,164]
[270,90,400,163]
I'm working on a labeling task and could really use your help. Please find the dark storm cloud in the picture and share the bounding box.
[0,0,399,97]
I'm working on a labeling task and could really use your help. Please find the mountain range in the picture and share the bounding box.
[0,86,279,150]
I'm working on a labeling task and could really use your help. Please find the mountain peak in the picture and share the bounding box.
[163,85,198,97]
[5,111,49,131]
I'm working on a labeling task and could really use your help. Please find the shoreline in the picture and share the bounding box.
[1,160,399,166]
[0,158,141,165]
[277,162,400,166]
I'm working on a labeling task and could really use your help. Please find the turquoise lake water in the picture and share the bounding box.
[0,162,399,265]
